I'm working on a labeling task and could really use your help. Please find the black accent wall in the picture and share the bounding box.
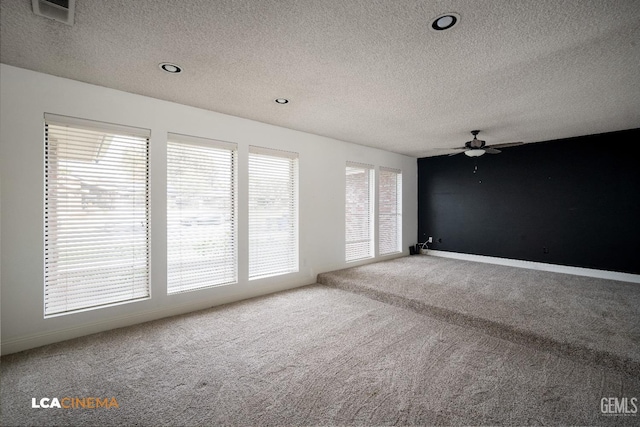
[417,128,640,274]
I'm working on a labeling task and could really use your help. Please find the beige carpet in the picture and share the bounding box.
[318,255,640,376]
[1,261,639,425]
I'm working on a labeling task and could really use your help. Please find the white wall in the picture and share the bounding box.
[0,64,417,355]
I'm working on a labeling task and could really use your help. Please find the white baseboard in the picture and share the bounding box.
[1,279,314,356]
[426,250,640,284]
[0,299,219,356]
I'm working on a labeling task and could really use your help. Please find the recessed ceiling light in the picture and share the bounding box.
[431,13,460,31]
[274,98,289,104]
[159,62,182,74]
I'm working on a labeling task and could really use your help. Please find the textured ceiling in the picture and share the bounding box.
[1,0,639,157]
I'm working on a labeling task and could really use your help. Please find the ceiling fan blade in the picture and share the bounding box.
[484,147,501,154]
[431,146,466,151]
[489,141,524,149]
[431,147,466,155]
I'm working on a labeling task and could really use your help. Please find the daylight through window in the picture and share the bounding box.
[44,114,150,316]
[248,146,299,279]
[167,134,237,293]
[345,162,374,262]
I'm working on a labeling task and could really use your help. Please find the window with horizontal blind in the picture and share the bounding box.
[44,114,150,316]
[167,134,237,293]
[379,167,402,255]
[345,162,374,262]
[248,146,299,279]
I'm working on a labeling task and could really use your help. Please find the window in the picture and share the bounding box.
[379,167,402,255]
[44,114,150,316]
[248,146,299,279]
[167,134,237,293]
[345,162,374,262]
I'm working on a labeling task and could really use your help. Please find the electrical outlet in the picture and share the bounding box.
[428,237,433,243]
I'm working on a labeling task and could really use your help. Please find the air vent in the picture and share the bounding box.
[32,0,75,26]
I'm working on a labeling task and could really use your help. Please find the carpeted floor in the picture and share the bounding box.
[1,258,639,426]
[318,255,640,376]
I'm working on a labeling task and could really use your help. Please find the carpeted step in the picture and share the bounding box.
[317,259,640,377]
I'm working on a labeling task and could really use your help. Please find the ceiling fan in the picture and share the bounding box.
[450,130,523,157]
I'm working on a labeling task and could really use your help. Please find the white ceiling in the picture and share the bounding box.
[1,0,639,157]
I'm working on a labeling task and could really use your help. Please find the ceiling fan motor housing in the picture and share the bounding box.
[466,138,485,149]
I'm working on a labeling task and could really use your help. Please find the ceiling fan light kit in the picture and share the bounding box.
[464,149,485,157]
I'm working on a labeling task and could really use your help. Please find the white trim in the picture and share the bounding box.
[426,250,640,284]
[346,160,374,170]
[44,112,150,138]
[379,166,402,174]
[249,145,298,159]
[167,132,237,151]
[0,300,209,356]
[0,278,313,355]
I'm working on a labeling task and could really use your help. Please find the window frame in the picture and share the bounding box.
[43,113,151,317]
[248,146,299,280]
[166,133,238,294]
[345,161,375,262]
[378,167,402,256]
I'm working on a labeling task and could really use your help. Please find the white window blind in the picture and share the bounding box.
[345,162,374,262]
[379,167,402,255]
[248,146,299,279]
[167,134,237,293]
[44,114,150,316]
